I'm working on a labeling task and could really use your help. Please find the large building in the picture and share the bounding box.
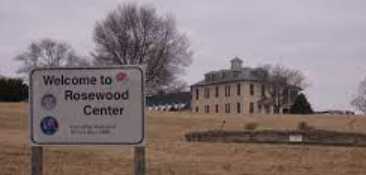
[191,57,299,114]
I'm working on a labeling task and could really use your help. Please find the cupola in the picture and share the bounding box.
[230,57,243,70]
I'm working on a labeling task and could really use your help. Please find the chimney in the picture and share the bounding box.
[230,57,243,70]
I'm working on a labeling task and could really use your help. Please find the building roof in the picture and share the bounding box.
[191,57,262,87]
[231,56,242,63]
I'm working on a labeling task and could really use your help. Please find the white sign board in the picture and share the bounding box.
[30,66,145,145]
[289,134,303,143]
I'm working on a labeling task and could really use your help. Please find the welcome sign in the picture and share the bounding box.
[29,66,145,145]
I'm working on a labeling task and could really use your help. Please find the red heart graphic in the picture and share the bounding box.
[116,72,127,81]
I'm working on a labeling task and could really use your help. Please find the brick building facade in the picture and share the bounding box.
[191,57,298,114]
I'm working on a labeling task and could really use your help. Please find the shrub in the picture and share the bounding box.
[0,77,28,102]
[297,121,313,131]
[244,122,258,131]
[290,93,314,114]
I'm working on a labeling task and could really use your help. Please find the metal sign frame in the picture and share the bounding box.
[29,66,145,145]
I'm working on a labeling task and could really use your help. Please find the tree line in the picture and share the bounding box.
[14,3,192,95]
[0,77,28,102]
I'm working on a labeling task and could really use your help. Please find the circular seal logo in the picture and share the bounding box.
[41,94,57,110]
[40,116,58,135]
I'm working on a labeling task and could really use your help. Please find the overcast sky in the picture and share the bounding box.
[1,0,366,111]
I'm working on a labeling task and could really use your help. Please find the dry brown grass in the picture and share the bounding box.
[1,103,366,175]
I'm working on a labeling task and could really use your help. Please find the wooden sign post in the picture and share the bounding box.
[31,146,43,175]
[134,146,146,175]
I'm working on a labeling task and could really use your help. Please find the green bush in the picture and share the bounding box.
[0,77,28,102]
[290,93,314,114]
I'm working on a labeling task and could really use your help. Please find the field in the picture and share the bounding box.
[1,103,366,175]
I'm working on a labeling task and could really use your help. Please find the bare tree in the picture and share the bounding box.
[92,3,192,95]
[254,64,307,113]
[351,78,366,113]
[15,38,89,76]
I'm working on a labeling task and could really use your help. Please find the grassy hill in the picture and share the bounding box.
[1,103,366,175]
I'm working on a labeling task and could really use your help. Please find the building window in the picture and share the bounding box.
[205,74,209,81]
[225,103,231,113]
[237,103,241,113]
[250,84,255,96]
[215,104,219,113]
[225,85,231,97]
[204,87,210,98]
[242,99,245,112]
[228,86,231,96]
[210,74,215,81]
[215,86,219,97]
[195,106,199,112]
[258,103,262,113]
[204,105,210,113]
[250,102,254,113]
[195,88,199,100]
[233,71,239,78]
[237,83,241,96]
[283,88,289,104]
[261,84,265,97]
[265,105,270,114]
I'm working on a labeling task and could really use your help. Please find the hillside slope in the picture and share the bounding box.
[1,103,366,175]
